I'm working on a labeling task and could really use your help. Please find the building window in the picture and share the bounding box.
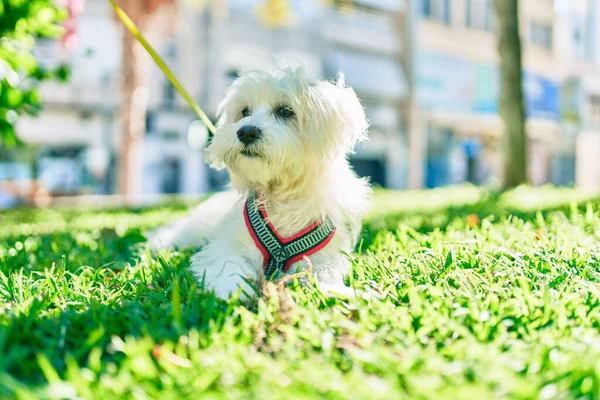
[572,15,594,62]
[484,0,494,31]
[349,157,386,187]
[161,159,181,194]
[423,0,432,16]
[163,38,178,109]
[164,81,176,109]
[422,0,451,24]
[146,112,157,135]
[225,69,240,87]
[465,0,472,27]
[530,21,553,50]
[465,0,495,32]
[585,10,596,62]
[162,130,180,141]
[587,95,600,126]
[573,22,585,59]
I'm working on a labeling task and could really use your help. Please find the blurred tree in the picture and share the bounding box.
[0,0,69,147]
[112,0,176,200]
[492,0,527,188]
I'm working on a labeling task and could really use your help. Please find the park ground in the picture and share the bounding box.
[1,186,600,399]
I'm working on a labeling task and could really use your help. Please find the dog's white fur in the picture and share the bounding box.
[148,67,371,299]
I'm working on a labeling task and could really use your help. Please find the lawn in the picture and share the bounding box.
[1,186,600,399]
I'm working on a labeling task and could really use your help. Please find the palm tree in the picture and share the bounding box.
[492,0,528,188]
[114,0,175,201]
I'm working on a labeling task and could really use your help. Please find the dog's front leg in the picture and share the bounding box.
[190,243,260,300]
[305,255,356,298]
[146,191,241,251]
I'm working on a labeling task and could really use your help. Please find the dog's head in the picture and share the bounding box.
[206,67,368,189]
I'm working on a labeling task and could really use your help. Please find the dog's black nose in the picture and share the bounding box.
[237,125,262,145]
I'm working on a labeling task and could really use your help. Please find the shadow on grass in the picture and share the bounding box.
[0,229,146,276]
[0,258,232,386]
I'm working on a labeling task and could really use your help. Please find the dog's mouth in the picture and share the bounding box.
[240,148,262,158]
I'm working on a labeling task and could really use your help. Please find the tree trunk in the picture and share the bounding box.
[395,0,424,189]
[493,0,527,189]
[118,2,150,202]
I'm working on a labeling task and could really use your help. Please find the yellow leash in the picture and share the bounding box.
[107,0,217,136]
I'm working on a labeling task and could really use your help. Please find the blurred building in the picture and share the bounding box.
[8,0,600,205]
[414,0,600,188]
[13,0,408,200]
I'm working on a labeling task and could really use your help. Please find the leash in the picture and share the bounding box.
[108,0,216,141]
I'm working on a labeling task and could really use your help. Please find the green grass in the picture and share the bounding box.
[2,186,600,399]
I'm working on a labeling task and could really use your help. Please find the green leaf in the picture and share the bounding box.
[24,89,42,107]
[55,64,71,82]
[4,86,24,108]
[0,119,19,148]
[35,6,56,24]
[0,0,68,143]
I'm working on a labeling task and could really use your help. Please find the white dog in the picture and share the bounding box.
[148,67,371,299]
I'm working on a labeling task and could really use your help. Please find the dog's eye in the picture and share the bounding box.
[241,107,251,118]
[276,106,294,118]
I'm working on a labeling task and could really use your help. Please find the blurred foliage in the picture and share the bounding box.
[0,0,69,148]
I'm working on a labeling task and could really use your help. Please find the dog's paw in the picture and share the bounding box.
[191,253,260,300]
[317,283,383,301]
[211,275,259,301]
[318,283,356,298]
[145,227,174,252]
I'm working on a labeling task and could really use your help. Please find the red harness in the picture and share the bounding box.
[243,193,336,278]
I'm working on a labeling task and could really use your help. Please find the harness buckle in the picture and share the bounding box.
[271,247,290,262]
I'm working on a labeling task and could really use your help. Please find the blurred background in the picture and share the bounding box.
[1,0,599,208]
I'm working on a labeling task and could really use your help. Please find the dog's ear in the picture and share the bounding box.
[334,83,368,147]
[336,72,345,89]
[306,79,368,158]
[204,140,225,170]
[203,96,233,170]
[204,77,243,169]
[215,81,235,126]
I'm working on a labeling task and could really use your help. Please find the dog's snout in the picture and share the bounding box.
[237,125,262,145]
